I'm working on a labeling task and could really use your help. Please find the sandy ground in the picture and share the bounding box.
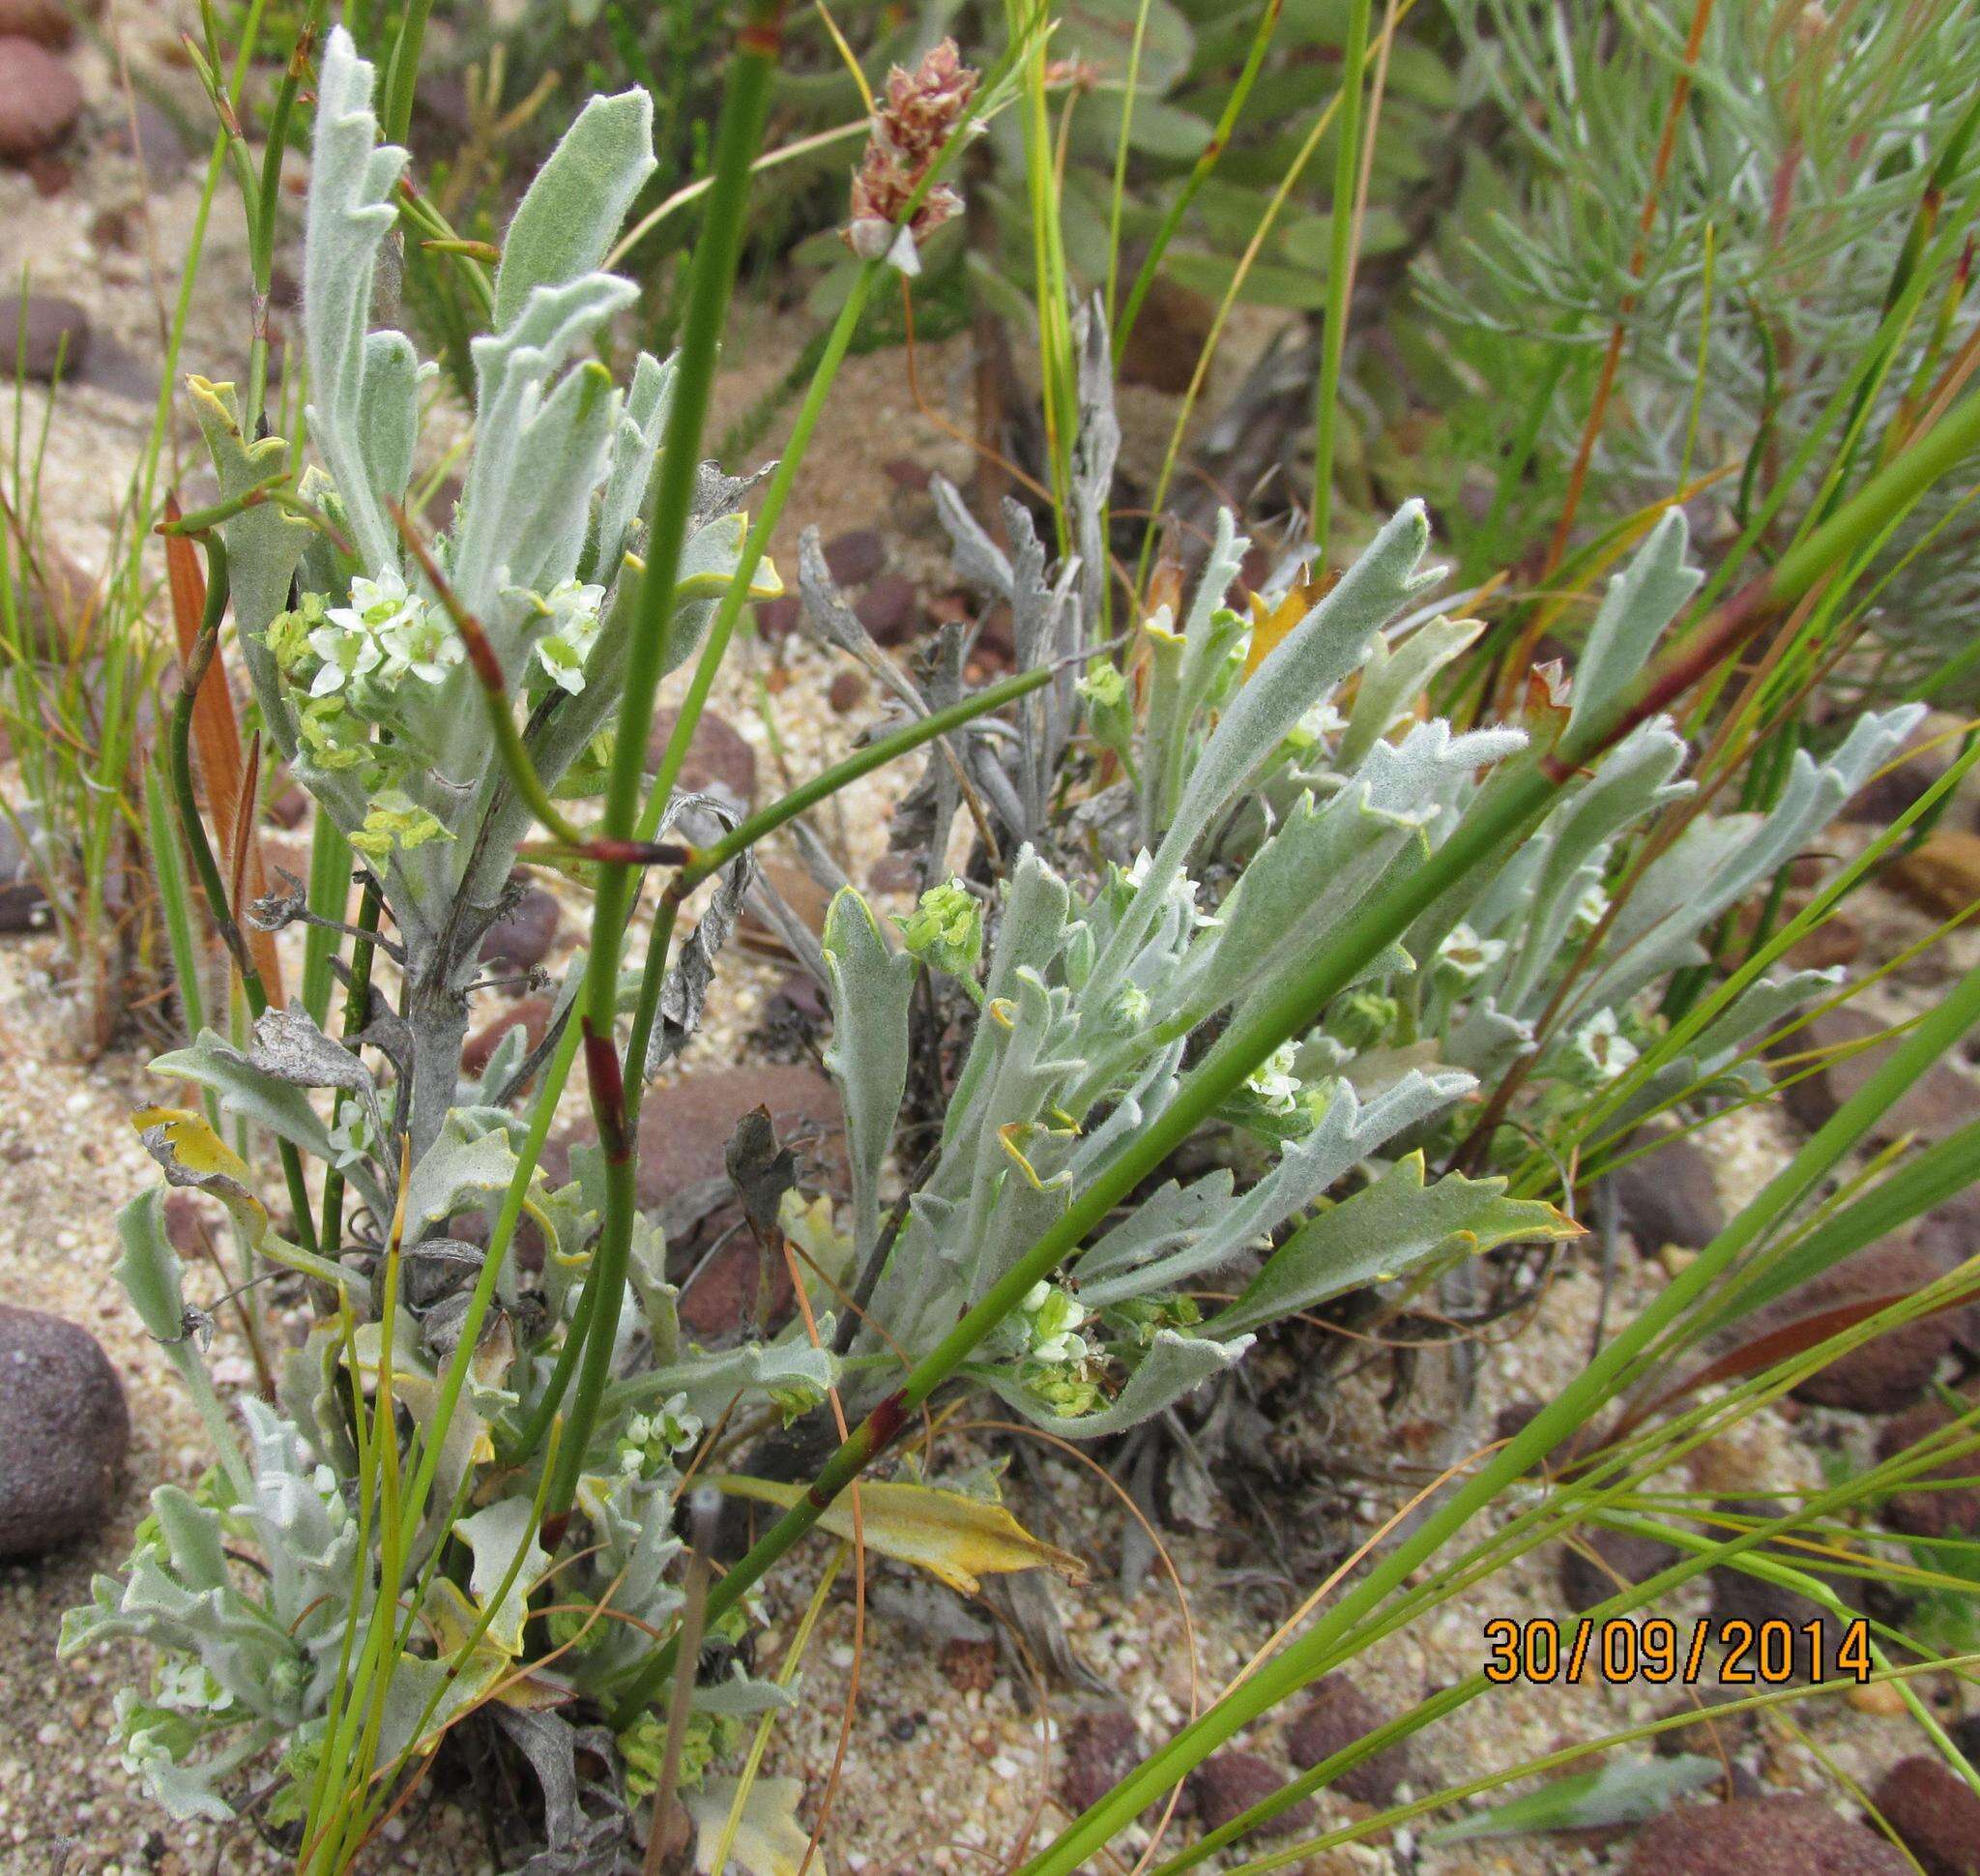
[3,6,1975,1874]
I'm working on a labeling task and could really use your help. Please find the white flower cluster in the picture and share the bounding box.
[523,577,608,695]
[307,570,464,698]
[1245,1040,1303,1115]
[1019,1280,1092,1367]
[618,1392,704,1479]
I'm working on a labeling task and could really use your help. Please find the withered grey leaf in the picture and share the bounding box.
[981,1569,1112,1700]
[240,1002,385,1147]
[1070,294,1121,631]
[691,457,773,528]
[358,1008,414,1090]
[247,868,310,932]
[494,1707,630,1876]
[494,1707,584,1853]
[405,1236,486,1308]
[931,473,1014,600]
[724,1105,797,1244]
[868,1578,994,1646]
[797,525,878,663]
[645,795,752,1079]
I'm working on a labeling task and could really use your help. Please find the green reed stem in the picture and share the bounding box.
[301,807,354,1029]
[1310,0,1372,544]
[166,542,318,1256]
[316,881,380,1258]
[1111,0,1282,364]
[538,19,1022,1513]
[541,0,794,1529]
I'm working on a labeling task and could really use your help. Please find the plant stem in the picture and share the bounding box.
[316,881,380,1258]
[541,0,794,1530]
[1309,0,1370,546]
[1111,0,1282,364]
[166,544,318,1256]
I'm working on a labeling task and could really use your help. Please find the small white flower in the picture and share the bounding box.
[306,620,384,695]
[528,578,606,694]
[1438,922,1507,979]
[379,603,463,685]
[312,569,459,694]
[1033,1332,1089,1366]
[1297,698,1349,743]
[1572,881,1612,927]
[1247,1041,1302,1114]
[1572,1008,1638,1079]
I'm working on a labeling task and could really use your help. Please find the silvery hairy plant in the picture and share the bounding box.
[797,362,1920,1434]
[61,30,813,1844]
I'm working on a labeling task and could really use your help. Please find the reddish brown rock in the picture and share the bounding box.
[1283,1677,1414,1805]
[161,1188,215,1256]
[0,1304,129,1558]
[1622,1795,1910,1875]
[0,0,96,48]
[1913,1191,1980,1358]
[867,852,918,894]
[1,289,89,382]
[541,1064,847,1238]
[753,593,801,640]
[1651,1687,1762,1759]
[1605,1129,1723,1253]
[645,707,757,807]
[739,860,833,955]
[0,35,80,160]
[1707,1545,1852,1679]
[827,668,867,715]
[1779,1006,1980,1145]
[822,528,886,586]
[1558,1528,1680,1614]
[104,92,195,173]
[1737,1234,1959,1414]
[1058,1710,1141,1818]
[882,455,932,493]
[1875,1389,1980,1539]
[1784,914,1864,973]
[479,886,560,973]
[854,573,920,646]
[461,995,552,1080]
[675,1232,797,1340]
[1186,1750,1314,1837]
[1887,830,1980,921]
[1873,1756,1980,1876]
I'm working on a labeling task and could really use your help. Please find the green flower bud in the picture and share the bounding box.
[898,877,983,982]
